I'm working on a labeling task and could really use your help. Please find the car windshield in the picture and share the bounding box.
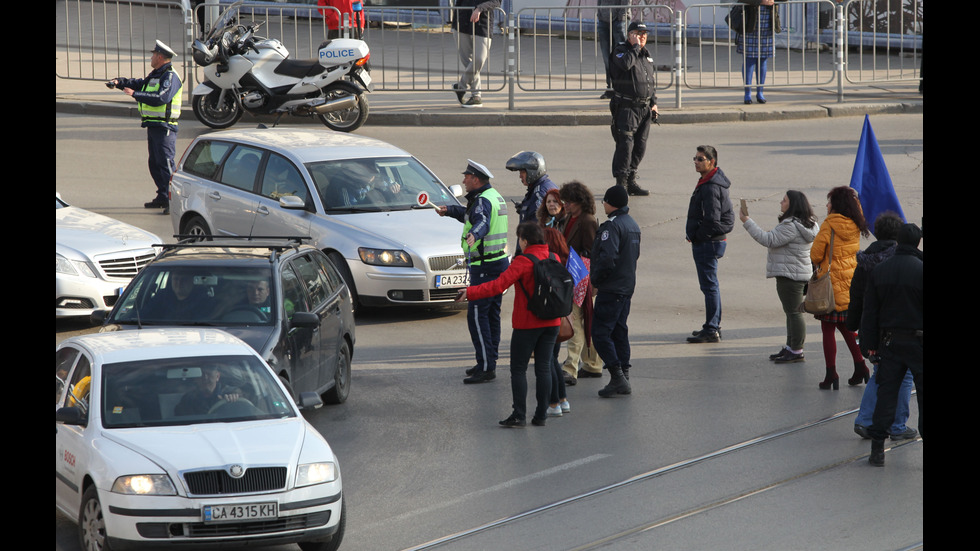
[307,156,455,212]
[110,265,276,326]
[101,354,295,428]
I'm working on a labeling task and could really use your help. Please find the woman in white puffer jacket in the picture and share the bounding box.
[740,190,819,363]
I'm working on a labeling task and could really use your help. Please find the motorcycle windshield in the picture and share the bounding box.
[205,0,243,41]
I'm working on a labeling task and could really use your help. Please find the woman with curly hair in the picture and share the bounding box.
[556,181,604,385]
[809,186,871,390]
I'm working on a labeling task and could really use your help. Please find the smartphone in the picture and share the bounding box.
[739,198,748,217]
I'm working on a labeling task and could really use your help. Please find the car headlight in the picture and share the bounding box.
[296,462,337,487]
[111,474,177,495]
[56,254,97,278]
[358,248,413,268]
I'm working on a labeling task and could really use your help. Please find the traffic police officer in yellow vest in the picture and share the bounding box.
[437,160,510,384]
[108,40,183,214]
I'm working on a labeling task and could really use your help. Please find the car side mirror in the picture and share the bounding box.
[56,406,87,426]
[449,184,463,198]
[289,311,319,328]
[297,391,323,410]
[90,309,107,326]
[278,195,306,210]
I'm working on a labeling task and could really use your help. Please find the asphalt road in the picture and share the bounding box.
[56,113,923,551]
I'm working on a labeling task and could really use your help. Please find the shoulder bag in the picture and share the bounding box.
[802,229,836,315]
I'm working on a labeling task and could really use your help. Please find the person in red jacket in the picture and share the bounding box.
[318,0,365,39]
[457,222,561,427]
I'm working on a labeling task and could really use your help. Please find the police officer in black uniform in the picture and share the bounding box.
[607,21,658,197]
[108,40,183,214]
[590,185,642,398]
[861,223,923,467]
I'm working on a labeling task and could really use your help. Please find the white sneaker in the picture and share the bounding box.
[560,400,570,413]
[546,405,563,417]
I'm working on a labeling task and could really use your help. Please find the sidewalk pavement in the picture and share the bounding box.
[55,75,922,126]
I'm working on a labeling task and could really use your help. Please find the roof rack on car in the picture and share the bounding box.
[161,236,314,261]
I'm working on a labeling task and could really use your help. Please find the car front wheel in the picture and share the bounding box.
[79,485,112,551]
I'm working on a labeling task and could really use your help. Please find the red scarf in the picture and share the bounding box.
[696,167,719,187]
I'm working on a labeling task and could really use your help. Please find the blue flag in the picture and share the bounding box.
[849,115,905,235]
[566,246,588,286]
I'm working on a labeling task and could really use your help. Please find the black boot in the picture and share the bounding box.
[869,439,885,467]
[615,174,629,189]
[626,172,650,196]
[598,365,632,397]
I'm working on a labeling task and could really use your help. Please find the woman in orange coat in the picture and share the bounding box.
[809,187,871,390]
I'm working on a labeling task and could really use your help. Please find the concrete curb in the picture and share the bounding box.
[55,98,922,126]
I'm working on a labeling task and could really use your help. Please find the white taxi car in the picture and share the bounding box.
[56,328,345,551]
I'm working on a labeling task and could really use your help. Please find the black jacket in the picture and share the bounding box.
[608,41,658,102]
[845,239,897,332]
[452,0,500,37]
[590,206,641,295]
[859,246,923,354]
[685,168,734,243]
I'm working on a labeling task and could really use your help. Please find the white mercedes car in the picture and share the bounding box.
[56,328,345,551]
[56,194,162,318]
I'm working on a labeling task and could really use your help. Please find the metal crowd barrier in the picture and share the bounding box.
[56,0,922,109]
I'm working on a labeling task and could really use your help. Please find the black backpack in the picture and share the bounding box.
[725,4,745,34]
[517,253,574,319]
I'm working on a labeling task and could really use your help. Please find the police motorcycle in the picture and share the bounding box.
[191,0,372,132]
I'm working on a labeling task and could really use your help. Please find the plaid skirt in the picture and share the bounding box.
[736,6,775,58]
[815,309,848,324]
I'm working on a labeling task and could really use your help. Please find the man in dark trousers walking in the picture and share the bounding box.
[861,223,923,467]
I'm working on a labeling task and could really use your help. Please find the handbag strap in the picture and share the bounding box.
[818,228,835,277]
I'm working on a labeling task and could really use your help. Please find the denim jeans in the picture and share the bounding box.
[856,365,914,434]
[692,240,726,332]
[591,292,632,370]
[509,325,559,421]
[598,19,627,88]
[467,257,509,372]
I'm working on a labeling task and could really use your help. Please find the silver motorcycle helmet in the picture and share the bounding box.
[505,151,547,184]
[192,39,218,66]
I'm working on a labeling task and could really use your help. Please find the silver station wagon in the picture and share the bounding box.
[169,128,469,311]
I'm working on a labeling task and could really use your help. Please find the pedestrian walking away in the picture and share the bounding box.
[861,223,923,467]
[739,190,818,363]
[457,222,562,427]
[590,185,641,398]
[107,40,182,214]
[809,186,871,390]
[686,145,735,343]
[847,212,917,441]
[436,160,510,384]
[451,0,501,108]
[607,21,658,196]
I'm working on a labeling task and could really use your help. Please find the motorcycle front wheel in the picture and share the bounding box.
[192,87,243,129]
[317,81,369,132]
